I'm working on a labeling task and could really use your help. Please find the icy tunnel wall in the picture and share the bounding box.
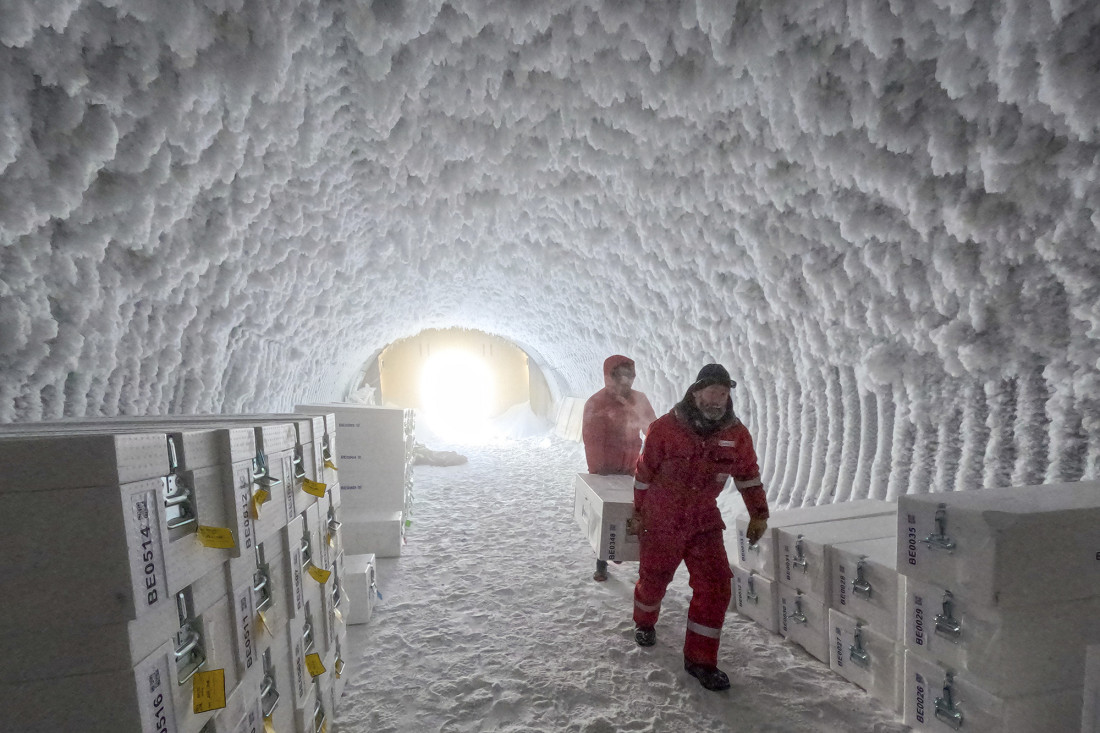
[2,1,1100,505]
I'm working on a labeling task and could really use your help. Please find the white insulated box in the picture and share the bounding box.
[0,431,170,492]
[902,649,1083,733]
[296,404,410,516]
[1084,644,1100,733]
[726,499,897,580]
[0,476,175,628]
[830,536,905,638]
[903,575,1100,697]
[1,558,226,684]
[342,510,405,558]
[730,560,780,634]
[828,608,902,713]
[573,473,639,562]
[345,552,379,625]
[0,639,182,733]
[778,584,830,663]
[777,513,897,603]
[898,480,1100,608]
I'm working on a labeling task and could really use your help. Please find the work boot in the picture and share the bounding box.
[635,626,656,647]
[593,559,608,582]
[684,660,730,691]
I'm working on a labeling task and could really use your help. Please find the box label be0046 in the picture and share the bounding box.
[129,488,168,612]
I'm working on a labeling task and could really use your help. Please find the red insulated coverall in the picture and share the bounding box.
[582,355,657,475]
[632,407,769,667]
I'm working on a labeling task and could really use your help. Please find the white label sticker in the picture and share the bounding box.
[289,544,305,616]
[136,648,177,733]
[233,463,254,553]
[233,582,257,674]
[283,454,297,521]
[129,487,168,615]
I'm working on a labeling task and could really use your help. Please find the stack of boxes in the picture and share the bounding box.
[898,482,1100,732]
[0,414,350,733]
[728,482,1100,729]
[726,499,902,711]
[295,404,415,558]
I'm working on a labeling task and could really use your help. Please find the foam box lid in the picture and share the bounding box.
[898,480,1100,607]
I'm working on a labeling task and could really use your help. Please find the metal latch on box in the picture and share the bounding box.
[260,648,280,717]
[851,557,873,599]
[849,624,870,668]
[174,589,206,685]
[302,610,316,653]
[311,693,327,733]
[792,535,808,571]
[163,475,197,531]
[300,528,313,569]
[321,433,333,463]
[934,672,964,730]
[935,590,962,642]
[331,570,342,607]
[252,451,282,489]
[328,505,342,536]
[790,592,808,625]
[292,445,307,480]
[922,503,956,553]
[163,437,197,530]
[253,543,273,613]
[746,572,759,605]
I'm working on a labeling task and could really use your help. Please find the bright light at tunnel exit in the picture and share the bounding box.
[419,349,496,443]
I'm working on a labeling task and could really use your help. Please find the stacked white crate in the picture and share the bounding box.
[295,404,415,558]
[726,499,905,712]
[572,473,640,563]
[772,513,897,665]
[0,414,352,733]
[897,482,1100,732]
[726,499,896,636]
[826,535,906,713]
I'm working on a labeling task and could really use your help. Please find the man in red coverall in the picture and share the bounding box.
[629,363,769,691]
[582,355,657,582]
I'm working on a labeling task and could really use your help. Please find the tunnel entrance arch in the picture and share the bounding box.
[346,328,561,439]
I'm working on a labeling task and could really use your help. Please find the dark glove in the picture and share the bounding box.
[626,509,644,536]
[746,516,768,545]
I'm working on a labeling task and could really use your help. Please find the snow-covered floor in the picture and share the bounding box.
[337,434,909,732]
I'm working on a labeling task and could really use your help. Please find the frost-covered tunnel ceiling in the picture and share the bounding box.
[3,0,1100,502]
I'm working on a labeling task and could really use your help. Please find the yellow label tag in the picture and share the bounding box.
[324,458,338,471]
[196,526,236,549]
[326,532,335,548]
[192,668,227,713]
[256,610,270,636]
[305,652,326,677]
[250,488,271,520]
[335,657,344,679]
[333,606,344,624]
[307,564,332,584]
[321,722,328,733]
[264,716,275,733]
[302,478,327,498]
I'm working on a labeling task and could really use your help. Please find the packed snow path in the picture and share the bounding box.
[339,436,909,732]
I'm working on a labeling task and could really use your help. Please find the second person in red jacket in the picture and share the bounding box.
[582,354,658,581]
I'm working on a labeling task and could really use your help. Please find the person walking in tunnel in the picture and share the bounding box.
[629,363,769,691]
[582,354,658,582]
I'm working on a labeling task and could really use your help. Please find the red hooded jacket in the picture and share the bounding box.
[633,403,769,534]
[582,355,658,475]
